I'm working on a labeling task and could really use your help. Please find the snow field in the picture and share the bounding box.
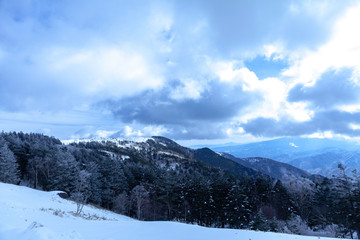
[0,182,343,240]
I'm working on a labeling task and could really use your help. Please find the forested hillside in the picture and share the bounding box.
[1,132,360,238]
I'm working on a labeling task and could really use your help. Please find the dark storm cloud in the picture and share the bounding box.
[98,79,261,139]
[100,80,258,125]
[288,68,360,108]
[242,110,360,137]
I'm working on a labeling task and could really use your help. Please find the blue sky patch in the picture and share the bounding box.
[245,56,289,79]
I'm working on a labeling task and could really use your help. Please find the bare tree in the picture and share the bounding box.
[131,185,149,220]
[113,191,130,215]
[28,157,42,189]
[71,170,91,215]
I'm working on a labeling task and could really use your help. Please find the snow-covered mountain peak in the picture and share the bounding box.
[61,136,155,145]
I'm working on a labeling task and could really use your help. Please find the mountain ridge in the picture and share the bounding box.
[210,137,360,177]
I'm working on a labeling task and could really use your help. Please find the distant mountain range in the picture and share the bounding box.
[219,153,316,183]
[209,137,360,177]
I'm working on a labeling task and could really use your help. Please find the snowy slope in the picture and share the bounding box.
[0,182,342,240]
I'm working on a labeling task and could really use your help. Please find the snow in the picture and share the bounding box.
[61,137,154,146]
[289,142,299,148]
[248,158,260,163]
[157,151,184,159]
[120,155,130,160]
[0,182,343,240]
[62,137,153,153]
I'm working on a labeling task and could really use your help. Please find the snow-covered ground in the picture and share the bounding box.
[0,182,342,240]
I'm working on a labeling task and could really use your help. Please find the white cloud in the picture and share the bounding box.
[123,126,143,137]
[95,130,116,138]
[263,43,285,60]
[339,104,360,113]
[303,131,334,139]
[122,125,169,138]
[171,79,205,101]
[349,123,360,131]
[284,102,314,122]
[226,127,245,137]
[142,125,169,136]
[283,3,360,88]
[212,61,289,122]
[46,46,164,98]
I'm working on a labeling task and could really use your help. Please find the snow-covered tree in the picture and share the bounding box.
[0,138,20,184]
[48,147,79,193]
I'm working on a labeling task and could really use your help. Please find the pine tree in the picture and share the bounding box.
[271,180,295,220]
[331,164,356,238]
[225,184,253,228]
[250,210,269,231]
[0,138,20,184]
[47,147,79,193]
[85,161,102,205]
[308,178,332,228]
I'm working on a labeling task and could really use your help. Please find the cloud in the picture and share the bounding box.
[237,3,360,140]
[1,0,359,142]
[283,2,360,86]
[175,0,352,56]
[241,110,360,137]
[0,0,169,111]
[97,61,292,139]
[99,78,257,126]
[288,68,360,108]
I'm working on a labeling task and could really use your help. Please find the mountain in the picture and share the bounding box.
[2,132,358,237]
[193,148,263,178]
[288,150,360,177]
[67,136,265,179]
[4,132,297,228]
[210,137,360,177]
[219,153,315,182]
[0,182,340,240]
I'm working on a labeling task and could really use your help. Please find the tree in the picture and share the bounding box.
[131,185,149,220]
[47,148,79,193]
[27,156,42,189]
[71,170,91,215]
[154,171,180,220]
[99,157,128,208]
[351,169,360,238]
[85,161,102,205]
[0,138,20,184]
[308,178,332,228]
[225,184,253,228]
[331,164,356,238]
[113,191,130,215]
[250,210,269,231]
[266,180,296,221]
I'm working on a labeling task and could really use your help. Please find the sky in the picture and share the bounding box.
[1,0,360,145]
